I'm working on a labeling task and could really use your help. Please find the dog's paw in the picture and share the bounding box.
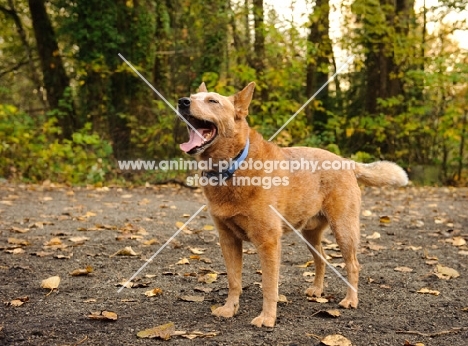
[212,303,239,318]
[251,312,276,328]
[338,297,358,309]
[304,286,323,297]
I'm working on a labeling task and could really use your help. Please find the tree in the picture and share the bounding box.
[28,0,76,138]
[306,0,333,132]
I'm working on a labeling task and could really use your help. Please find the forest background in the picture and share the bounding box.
[0,0,466,186]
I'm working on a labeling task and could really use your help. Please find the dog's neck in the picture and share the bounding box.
[201,137,250,181]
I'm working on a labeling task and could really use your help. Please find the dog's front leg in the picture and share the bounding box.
[251,237,281,328]
[212,226,243,318]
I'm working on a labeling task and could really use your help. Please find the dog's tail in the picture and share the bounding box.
[354,161,408,187]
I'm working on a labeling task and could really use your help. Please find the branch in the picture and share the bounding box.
[0,59,29,78]
[396,326,468,338]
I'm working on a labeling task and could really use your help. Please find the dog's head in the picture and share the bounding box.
[178,82,255,157]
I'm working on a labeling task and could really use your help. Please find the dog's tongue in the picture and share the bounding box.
[180,129,209,153]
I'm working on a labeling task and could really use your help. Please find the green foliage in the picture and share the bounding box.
[0,104,112,184]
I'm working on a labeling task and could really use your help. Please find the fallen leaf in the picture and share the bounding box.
[452,237,466,247]
[435,264,459,280]
[303,271,315,277]
[10,226,29,233]
[408,246,422,251]
[41,276,60,291]
[70,266,93,276]
[278,294,288,303]
[194,286,213,293]
[142,238,159,246]
[362,210,372,216]
[175,221,186,229]
[144,288,163,297]
[308,297,328,303]
[394,266,413,272]
[176,257,189,265]
[69,236,89,243]
[44,237,62,246]
[54,253,73,259]
[417,288,440,296]
[88,310,118,321]
[189,247,206,255]
[295,261,314,268]
[84,298,97,303]
[379,216,391,224]
[459,250,468,256]
[181,331,218,339]
[8,296,29,307]
[424,249,438,260]
[203,225,214,231]
[110,246,138,257]
[180,295,204,302]
[136,322,175,340]
[7,238,30,246]
[6,248,25,254]
[198,273,217,284]
[321,334,352,346]
[367,243,386,251]
[314,309,341,318]
[31,251,53,257]
[367,232,381,239]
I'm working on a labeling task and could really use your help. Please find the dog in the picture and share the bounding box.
[178,82,408,327]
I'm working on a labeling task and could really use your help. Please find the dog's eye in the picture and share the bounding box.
[208,99,219,104]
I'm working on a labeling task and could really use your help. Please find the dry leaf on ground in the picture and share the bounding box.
[394,266,413,272]
[41,276,60,290]
[70,266,93,276]
[367,232,381,239]
[189,247,205,255]
[435,264,459,280]
[110,246,138,257]
[7,297,29,307]
[144,288,163,297]
[321,334,352,346]
[177,257,189,265]
[180,295,204,302]
[417,288,440,296]
[136,322,175,340]
[198,273,217,284]
[7,238,30,246]
[88,310,118,321]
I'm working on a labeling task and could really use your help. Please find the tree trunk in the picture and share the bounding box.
[28,0,76,139]
[252,0,267,104]
[306,0,332,132]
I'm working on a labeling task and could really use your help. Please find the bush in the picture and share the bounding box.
[0,104,113,184]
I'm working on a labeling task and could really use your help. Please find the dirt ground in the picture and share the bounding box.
[0,182,467,346]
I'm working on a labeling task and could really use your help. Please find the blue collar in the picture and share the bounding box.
[203,137,250,181]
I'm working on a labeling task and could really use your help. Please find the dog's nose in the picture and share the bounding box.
[178,97,191,108]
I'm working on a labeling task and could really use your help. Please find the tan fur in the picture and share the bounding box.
[179,82,408,327]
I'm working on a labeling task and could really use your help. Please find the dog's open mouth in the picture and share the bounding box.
[180,116,218,154]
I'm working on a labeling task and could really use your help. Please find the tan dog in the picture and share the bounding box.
[178,82,408,327]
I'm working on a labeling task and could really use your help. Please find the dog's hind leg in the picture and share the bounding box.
[302,215,329,298]
[212,224,243,318]
[324,191,361,309]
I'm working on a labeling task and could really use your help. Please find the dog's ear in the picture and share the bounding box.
[232,82,255,118]
[198,82,208,93]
